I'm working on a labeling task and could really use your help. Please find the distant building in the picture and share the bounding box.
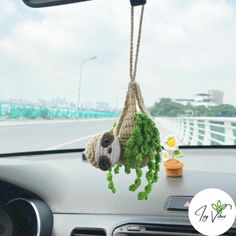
[193,93,215,107]
[37,99,47,106]
[176,91,222,107]
[96,101,109,111]
[81,101,93,110]
[175,98,194,106]
[50,97,69,107]
[208,90,224,105]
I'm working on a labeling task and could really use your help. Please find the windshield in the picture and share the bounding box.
[0,0,236,154]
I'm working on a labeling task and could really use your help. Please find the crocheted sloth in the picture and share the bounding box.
[86,132,121,171]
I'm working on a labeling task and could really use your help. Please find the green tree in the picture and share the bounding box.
[207,104,236,117]
[150,98,185,117]
[149,98,236,117]
[193,105,208,116]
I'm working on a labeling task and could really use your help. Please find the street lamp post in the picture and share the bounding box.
[77,56,97,110]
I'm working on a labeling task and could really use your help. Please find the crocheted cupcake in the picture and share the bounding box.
[162,135,184,177]
[164,159,184,177]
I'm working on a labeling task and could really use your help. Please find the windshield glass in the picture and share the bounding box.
[0,0,236,154]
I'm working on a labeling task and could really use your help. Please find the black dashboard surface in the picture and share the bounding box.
[0,148,235,215]
[1,148,236,235]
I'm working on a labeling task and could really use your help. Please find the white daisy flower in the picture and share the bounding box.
[161,150,171,162]
[164,135,178,150]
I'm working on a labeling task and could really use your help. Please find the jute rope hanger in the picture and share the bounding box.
[130,5,145,82]
[86,5,148,167]
[114,5,147,141]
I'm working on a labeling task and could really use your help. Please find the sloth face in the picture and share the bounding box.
[95,132,120,171]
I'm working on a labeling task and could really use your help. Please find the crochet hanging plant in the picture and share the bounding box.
[108,112,162,200]
[85,4,162,200]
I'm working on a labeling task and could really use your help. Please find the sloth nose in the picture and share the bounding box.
[98,155,111,171]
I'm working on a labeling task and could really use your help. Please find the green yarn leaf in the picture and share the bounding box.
[106,113,162,200]
[124,113,162,200]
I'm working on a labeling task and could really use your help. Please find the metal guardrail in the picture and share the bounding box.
[158,117,236,145]
[0,103,119,120]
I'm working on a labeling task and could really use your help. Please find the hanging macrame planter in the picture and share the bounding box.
[86,3,162,201]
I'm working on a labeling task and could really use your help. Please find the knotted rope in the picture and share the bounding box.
[114,5,148,161]
[86,5,148,167]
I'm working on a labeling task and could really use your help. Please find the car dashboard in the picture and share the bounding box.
[0,148,236,236]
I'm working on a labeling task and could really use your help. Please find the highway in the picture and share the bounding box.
[0,119,171,154]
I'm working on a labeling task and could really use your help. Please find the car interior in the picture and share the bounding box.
[0,0,236,236]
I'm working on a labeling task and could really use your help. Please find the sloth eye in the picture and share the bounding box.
[98,155,111,171]
[101,132,114,147]
[108,147,112,154]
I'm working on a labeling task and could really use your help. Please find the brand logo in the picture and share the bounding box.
[188,188,236,236]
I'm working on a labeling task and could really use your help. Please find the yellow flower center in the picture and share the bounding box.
[166,137,177,148]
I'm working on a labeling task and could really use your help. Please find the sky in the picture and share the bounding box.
[0,0,236,108]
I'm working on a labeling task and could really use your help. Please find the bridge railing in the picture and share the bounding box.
[0,103,119,120]
[158,117,236,145]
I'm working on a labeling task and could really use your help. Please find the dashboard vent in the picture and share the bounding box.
[71,228,106,236]
[113,224,236,236]
[113,224,200,236]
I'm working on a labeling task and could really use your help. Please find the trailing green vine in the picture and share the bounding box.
[107,169,116,193]
[106,113,162,200]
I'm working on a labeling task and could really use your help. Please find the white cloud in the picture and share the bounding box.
[0,0,236,107]
[0,2,16,22]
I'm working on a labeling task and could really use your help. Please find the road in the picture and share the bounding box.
[0,119,171,154]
